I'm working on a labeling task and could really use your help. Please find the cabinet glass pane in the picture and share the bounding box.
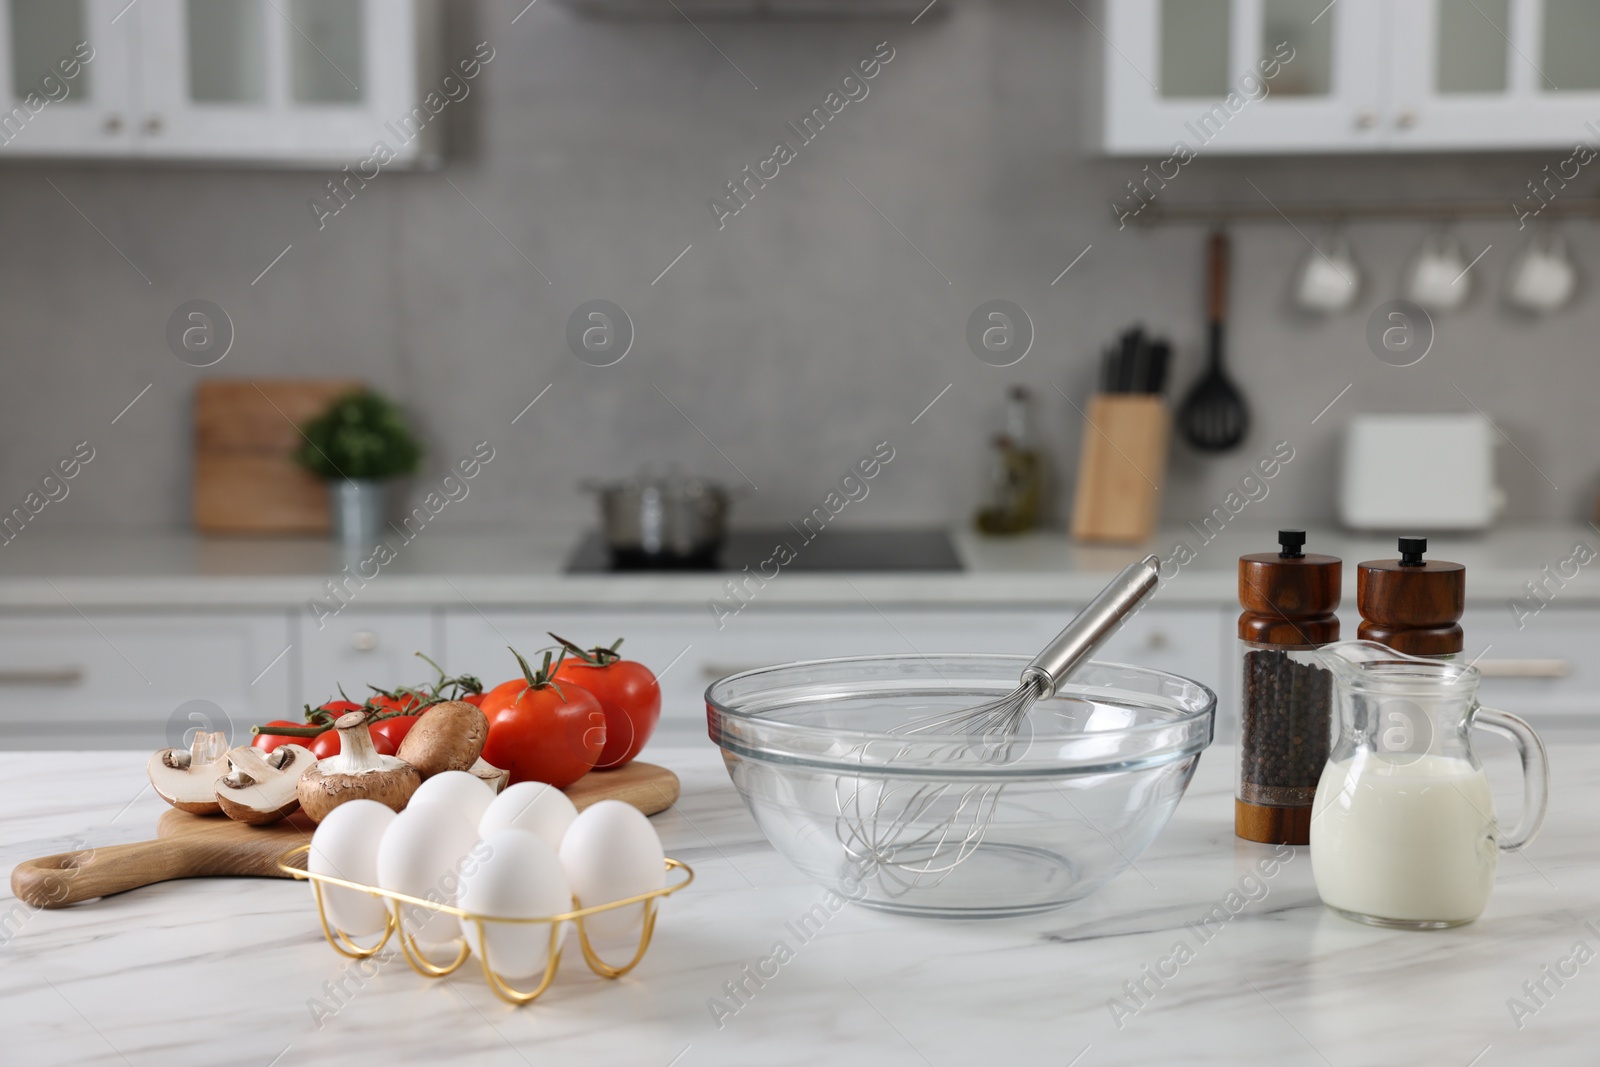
[187,0,267,103]
[1437,0,1508,93]
[1542,0,1600,92]
[1262,0,1333,96]
[1160,0,1230,97]
[9,0,88,102]
[289,0,364,104]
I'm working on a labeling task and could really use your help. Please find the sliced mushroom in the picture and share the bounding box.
[148,731,232,816]
[396,700,488,779]
[216,744,313,825]
[298,711,421,823]
[468,756,509,795]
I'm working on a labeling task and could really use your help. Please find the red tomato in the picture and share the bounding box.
[461,693,487,708]
[252,721,309,754]
[369,692,422,715]
[478,677,526,718]
[482,680,604,789]
[309,729,342,759]
[553,656,660,770]
[370,715,419,750]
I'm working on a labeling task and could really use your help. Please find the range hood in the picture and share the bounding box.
[553,0,943,18]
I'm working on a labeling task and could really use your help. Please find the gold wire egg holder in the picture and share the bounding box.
[277,845,694,1006]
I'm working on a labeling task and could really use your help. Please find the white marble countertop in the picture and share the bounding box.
[2,523,1598,610]
[3,740,1596,1066]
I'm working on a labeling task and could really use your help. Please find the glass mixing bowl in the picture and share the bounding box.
[707,654,1215,918]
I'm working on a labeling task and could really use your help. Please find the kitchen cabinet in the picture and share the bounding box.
[294,609,440,709]
[0,612,292,749]
[1100,0,1600,154]
[0,0,440,165]
[1462,607,1600,724]
[442,607,1228,742]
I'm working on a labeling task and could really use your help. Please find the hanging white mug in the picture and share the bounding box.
[1507,231,1577,313]
[1405,228,1472,311]
[1295,230,1361,313]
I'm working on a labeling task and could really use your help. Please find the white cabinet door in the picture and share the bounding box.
[296,609,439,709]
[136,0,436,164]
[0,0,135,155]
[1102,0,1388,155]
[1462,607,1600,724]
[0,611,292,749]
[1389,0,1600,150]
[442,607,1227,745]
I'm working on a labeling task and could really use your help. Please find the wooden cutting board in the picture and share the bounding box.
[192,378,362,534]
[9,762,679,909]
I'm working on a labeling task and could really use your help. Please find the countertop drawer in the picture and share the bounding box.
[1463,608,1600,721]
[443,607,1226,743]
[0,612,292,749]
[296,610,440,708]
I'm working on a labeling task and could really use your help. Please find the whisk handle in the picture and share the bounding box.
[1021,555,1162,698]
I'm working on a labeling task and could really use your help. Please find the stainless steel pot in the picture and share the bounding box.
[582,474,733,567]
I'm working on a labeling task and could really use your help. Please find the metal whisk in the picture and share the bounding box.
[894,554,1163,739]
[834,555,1162,895]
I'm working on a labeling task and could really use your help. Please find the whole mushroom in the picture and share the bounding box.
[297,711,421,823]
[396,700,489,779]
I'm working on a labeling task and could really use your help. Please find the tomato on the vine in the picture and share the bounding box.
[370,715,419,751]
[252,721,309,754]
[481,648,604,789]
[550,634,660,770]
[477,676,526,717]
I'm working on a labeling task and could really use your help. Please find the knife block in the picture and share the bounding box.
[1070,395,1170,544]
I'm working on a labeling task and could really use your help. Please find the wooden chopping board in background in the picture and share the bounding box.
[193,378,362,534]
[9,762,679,909]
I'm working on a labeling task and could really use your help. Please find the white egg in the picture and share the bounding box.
[309,799,396,937]
[456,828,571,980]
[559,800,665,942]
[478,781,578,849]
[377,804,481,947]
[407,770,496,825]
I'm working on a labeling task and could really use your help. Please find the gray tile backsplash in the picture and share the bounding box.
[1,0,1595,546]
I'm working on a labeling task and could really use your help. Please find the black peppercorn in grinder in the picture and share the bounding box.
[1357,536,1466,659]
[1236,530,1341,845]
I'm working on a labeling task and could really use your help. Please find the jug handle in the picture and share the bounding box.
[1473,706,1549,852]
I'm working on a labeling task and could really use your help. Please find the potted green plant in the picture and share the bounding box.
[294,389,422,547]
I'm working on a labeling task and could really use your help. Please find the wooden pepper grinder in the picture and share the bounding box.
[1357,536,1465,657]
[1236,530,1341,845]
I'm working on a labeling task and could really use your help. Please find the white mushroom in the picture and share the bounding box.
[147,731,232,816]
[216,744,314,825]
[297,711,421,823]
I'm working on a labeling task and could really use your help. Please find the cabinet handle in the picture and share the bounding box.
[352,630,378,652]
[1145,630,1169,651]
[0,668,85,686]
[102,114,122,134]
[1476,659,1570,679]
[143,115,163,135]
[1395,110,1418,129]
[700,663,770,680]
[1354,110,1377,128]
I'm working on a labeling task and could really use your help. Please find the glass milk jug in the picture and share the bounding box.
[1309,641,1549,928]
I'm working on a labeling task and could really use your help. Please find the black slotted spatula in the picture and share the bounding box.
[1177,231,1249,452]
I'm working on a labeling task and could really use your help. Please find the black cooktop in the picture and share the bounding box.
[565,527,963,573]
